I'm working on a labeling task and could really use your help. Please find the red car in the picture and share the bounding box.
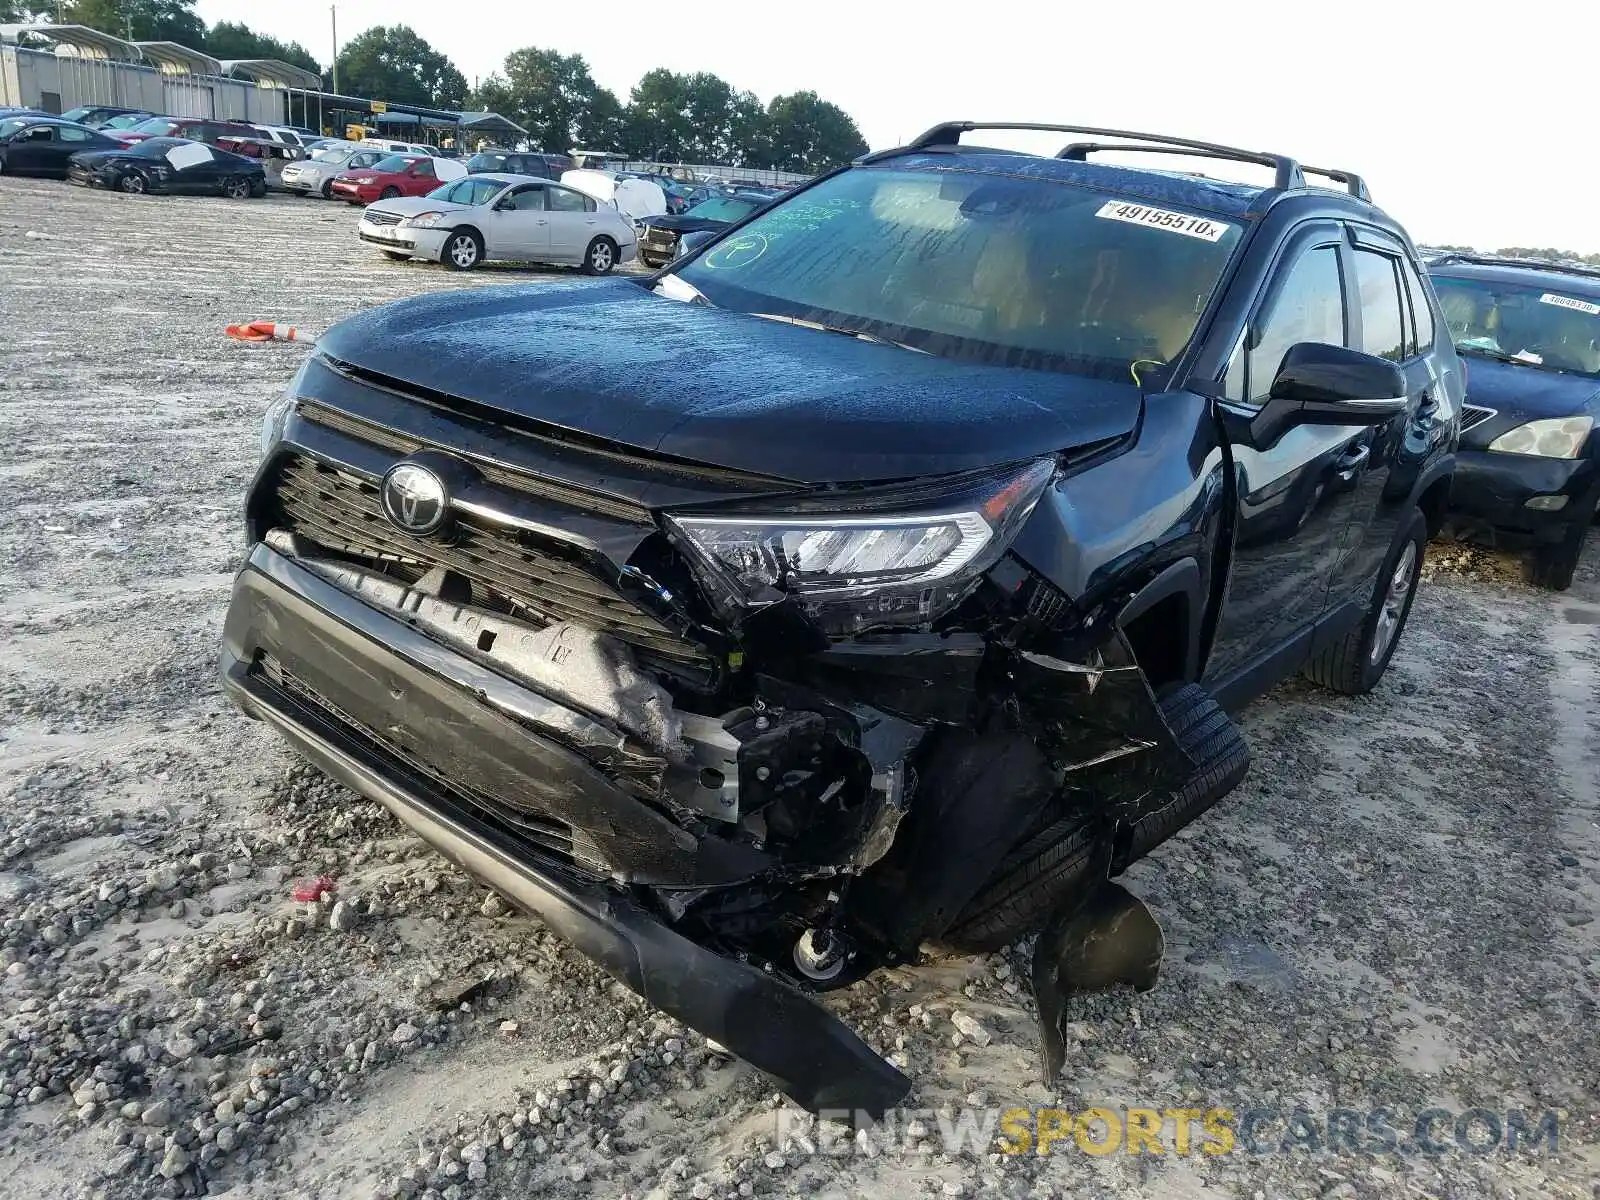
[112,116,259,146]
[328,153,465,205]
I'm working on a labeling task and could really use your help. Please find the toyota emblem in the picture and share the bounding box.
[381,462,449,536]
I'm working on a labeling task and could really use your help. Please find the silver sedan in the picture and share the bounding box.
[356,173,638,273]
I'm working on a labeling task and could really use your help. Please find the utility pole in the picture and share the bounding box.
[330,5,339,95]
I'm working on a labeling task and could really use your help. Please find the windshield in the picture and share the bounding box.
[60,107,92,122]
[129,138,188,158]
[672,166,1244,380]
[129,117,179,135]
[311,147,352,164]
[685,196,762,223]
[1433,275,1600,376]
[470,153,509,170]
[103,114,145,129]
[373,155,416,173]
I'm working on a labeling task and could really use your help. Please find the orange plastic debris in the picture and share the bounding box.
[225,321,317,344]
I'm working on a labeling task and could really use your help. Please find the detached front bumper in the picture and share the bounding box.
[221,543,910,1115]
[1445,448,1597,545]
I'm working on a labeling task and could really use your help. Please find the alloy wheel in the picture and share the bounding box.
[590,241,614,272]
[1370,541,1417,665]
[449,235,478,268]
[120,172,145,194]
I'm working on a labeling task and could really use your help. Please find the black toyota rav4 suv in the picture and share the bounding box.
[223,122,1459,1115]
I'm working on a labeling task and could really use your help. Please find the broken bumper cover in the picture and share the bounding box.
[1445,448,1598,543]
[221,543,911,1115]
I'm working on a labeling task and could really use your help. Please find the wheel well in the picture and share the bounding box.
[451,224,482,243]
[1121,592,1190,691]
[1417,476,1451,538]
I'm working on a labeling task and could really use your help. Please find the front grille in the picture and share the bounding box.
[299,402,652,523]
[256,652,579,861]
[263,453,712,670]
[363,211,402,227]
[1461,404,1497,432]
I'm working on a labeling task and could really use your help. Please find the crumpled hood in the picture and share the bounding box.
[364,195,461,219]
[644,213,733,235]
[317,279,1145,483]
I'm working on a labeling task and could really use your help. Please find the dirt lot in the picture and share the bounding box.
[1,177,1598,1200]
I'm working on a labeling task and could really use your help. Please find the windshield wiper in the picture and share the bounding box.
[1455,344,1525,365]
[748,313,928,354]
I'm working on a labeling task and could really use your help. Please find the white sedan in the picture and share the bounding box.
[356,173,638,273]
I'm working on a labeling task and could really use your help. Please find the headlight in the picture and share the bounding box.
[260,364,306,460]
[1487,416,1593,459]
[666,458,1055,634]
[401,211,445,227]
[353,176,375,185]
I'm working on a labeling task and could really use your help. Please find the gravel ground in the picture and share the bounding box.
[1,177,1597,1200]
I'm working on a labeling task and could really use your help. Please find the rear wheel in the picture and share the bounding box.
[583,236,617,275]
[224,175,252,200]
[1303,507,1427,693]
[442,228,482,271]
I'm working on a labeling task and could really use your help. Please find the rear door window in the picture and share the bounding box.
[1352,248,1407,361]
[547,186,591,213]
[1398,257,1435,353]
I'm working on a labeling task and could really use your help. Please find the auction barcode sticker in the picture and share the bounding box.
[1540,293,1600,316]
[1095,201,1232,242]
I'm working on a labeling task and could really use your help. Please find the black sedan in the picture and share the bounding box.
[67,137,267,198]
[637,191,777,268]
[0,116,122,178]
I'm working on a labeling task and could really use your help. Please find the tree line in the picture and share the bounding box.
[1434,244,1600,267]
[1,0,870,172]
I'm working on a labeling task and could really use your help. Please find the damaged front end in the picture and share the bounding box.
[224,434,1195,1113]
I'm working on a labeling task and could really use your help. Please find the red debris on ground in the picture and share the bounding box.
[291,875,337,902]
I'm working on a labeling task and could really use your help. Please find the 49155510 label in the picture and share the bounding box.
[1095,201,1232,242]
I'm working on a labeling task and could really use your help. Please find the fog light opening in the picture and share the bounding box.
[1524,495,1569,512]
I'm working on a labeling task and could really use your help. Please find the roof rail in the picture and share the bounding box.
[1427,251,1600,283]
[901,122,1371,201]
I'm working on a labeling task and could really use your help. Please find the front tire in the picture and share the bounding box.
[379,186,400,200]
[1303,507,1427,694]
[117,169,147,194]
[320,180,334,199]
[442,228,482,271]
[943,685,1249,952]
[583,236,618,275]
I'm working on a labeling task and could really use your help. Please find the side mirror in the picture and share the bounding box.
[1252,342,1408,446]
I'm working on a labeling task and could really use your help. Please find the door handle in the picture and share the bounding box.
[1335,444,1371,481]
[536,218,547,225]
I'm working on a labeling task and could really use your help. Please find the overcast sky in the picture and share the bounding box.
[196,0,1598,252]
